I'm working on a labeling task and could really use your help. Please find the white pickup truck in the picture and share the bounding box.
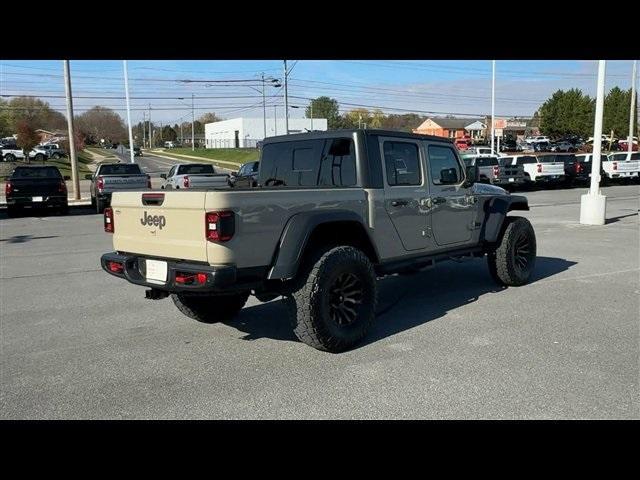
[500,154,565,185]
[576,152,640,183]
[160,163,230,190]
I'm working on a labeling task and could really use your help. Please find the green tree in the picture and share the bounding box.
[16,121,40,164]
[306,97,341,129]
[604,87,637,140]
[538,89,594,138]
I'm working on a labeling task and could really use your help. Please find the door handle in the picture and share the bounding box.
[432,197,446,205]
[391,200,408,207]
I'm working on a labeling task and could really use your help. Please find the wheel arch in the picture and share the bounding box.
[267,210,379,280]
[480,195,530,244]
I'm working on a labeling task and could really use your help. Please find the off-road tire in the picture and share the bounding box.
[5,154,16,162]
[487,216,536,286]
[283,246,378,353]
[171,291,249,323]
[35,153,46,162]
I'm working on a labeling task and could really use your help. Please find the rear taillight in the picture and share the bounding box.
[575,162,582,173]
[104,207,114,233]
[5,181,13,195]
[493,165,500,177]
[175,272,208,285]
[58,179,67,193]
[147,175,151,189]
[537,163,543,173]
[97,176,104,192]
[183,176,190,188]
[613,162,618,171]
[205,211,234,242]
[106,261,124,273]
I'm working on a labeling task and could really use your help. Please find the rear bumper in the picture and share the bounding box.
[492,177,526,186]
[6,195,67,207]
[534,175,565,183]
[100,252,238,292]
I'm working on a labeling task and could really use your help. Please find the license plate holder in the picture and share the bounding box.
[32,196,43,202]
[145,259,167,283]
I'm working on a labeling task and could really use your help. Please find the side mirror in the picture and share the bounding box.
[160,173,167,179]
[463,165,479,187]
[231,171,238,176]
[63,175,71,180]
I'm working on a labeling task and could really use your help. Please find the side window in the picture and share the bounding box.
[258,139,324,187]
[428,145,462,185]
[383,141,421,186]
[251,162,259,173]
[168,166,176,177]
[318,138,357,187]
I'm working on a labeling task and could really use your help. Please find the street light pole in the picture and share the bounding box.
[283,60,289,134]
[191,93,195,151]
[491,60,496,154]
[262,73,267,140]
[628,60,637,154]
[580,60,607,226]
[142,111,146,149]
[148,104,152,149]
[63,60,80,201]
[123,60,135,164]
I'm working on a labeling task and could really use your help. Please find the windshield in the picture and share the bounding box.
[99,164,142,175]
[12,167,61,179]
[178,164,215,175]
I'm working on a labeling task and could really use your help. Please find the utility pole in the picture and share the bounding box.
[148,104,152,149]
[142,111,146,149]
[274,105,277,135]
[123,60,135,163]
[491,60,496,154]
[191,93,195,151]
[262,73,267,140]
[628,60,637,154]
[283,60,289,134]
[580,60,607,226]
[63,60,80,201]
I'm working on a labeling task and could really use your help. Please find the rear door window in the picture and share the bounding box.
[317,138,357,187]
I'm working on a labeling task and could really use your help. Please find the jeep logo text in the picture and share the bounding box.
[140,211,166,230]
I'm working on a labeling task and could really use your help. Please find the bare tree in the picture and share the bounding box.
[16,121,40,164]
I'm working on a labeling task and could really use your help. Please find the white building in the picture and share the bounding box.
[204,117,328,149]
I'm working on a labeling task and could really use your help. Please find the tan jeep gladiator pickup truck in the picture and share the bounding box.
[101,129,536,352]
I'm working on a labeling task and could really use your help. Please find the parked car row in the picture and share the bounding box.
[1,140,67,162]
[461,152,640,190]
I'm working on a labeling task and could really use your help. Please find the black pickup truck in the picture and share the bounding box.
[5,165,70,217]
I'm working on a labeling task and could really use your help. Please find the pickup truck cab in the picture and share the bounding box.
[461,155,526,189]
[228,161,259,188]
[101,129,536,353]
[160,163,229,190]
[5,165,69,217]
[501,154,565,185]
[90,162,150,213]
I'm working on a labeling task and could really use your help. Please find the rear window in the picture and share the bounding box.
[99,164,142,175]
[612,152,640,161]
[178,164,215,175]
[538,155,559,163]
[259,138,357,188]
[475,157,499,167]
[498,157,513,166]
[516,156,536,165]
[12,167,61,179]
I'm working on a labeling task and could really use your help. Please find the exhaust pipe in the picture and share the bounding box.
[145,288,169,300]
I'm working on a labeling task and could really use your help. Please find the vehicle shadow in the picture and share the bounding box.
[0,205,96,220]
[229,256,578,349]
[605,211,638,224]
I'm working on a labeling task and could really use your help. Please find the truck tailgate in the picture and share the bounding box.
[540,163,565,175]
[111,191,208,262]
[613,160,640,173]
[102,175,149,193]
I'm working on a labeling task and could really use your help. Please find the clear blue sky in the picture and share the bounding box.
[1,60,637,125]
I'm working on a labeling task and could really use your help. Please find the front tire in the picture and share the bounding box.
[283,246,377,353]
[488,216,536,286]
[5,154,16,162]
[171,292,249,323]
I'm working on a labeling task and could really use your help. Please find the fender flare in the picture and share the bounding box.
[481,195,529,243]
[267,210,373,280]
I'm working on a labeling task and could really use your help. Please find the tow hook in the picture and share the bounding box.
[145,288,169,300]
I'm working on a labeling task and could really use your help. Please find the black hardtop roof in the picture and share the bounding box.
[262,128,454,145]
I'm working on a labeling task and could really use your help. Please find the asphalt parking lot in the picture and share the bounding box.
[1,185,638,419]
